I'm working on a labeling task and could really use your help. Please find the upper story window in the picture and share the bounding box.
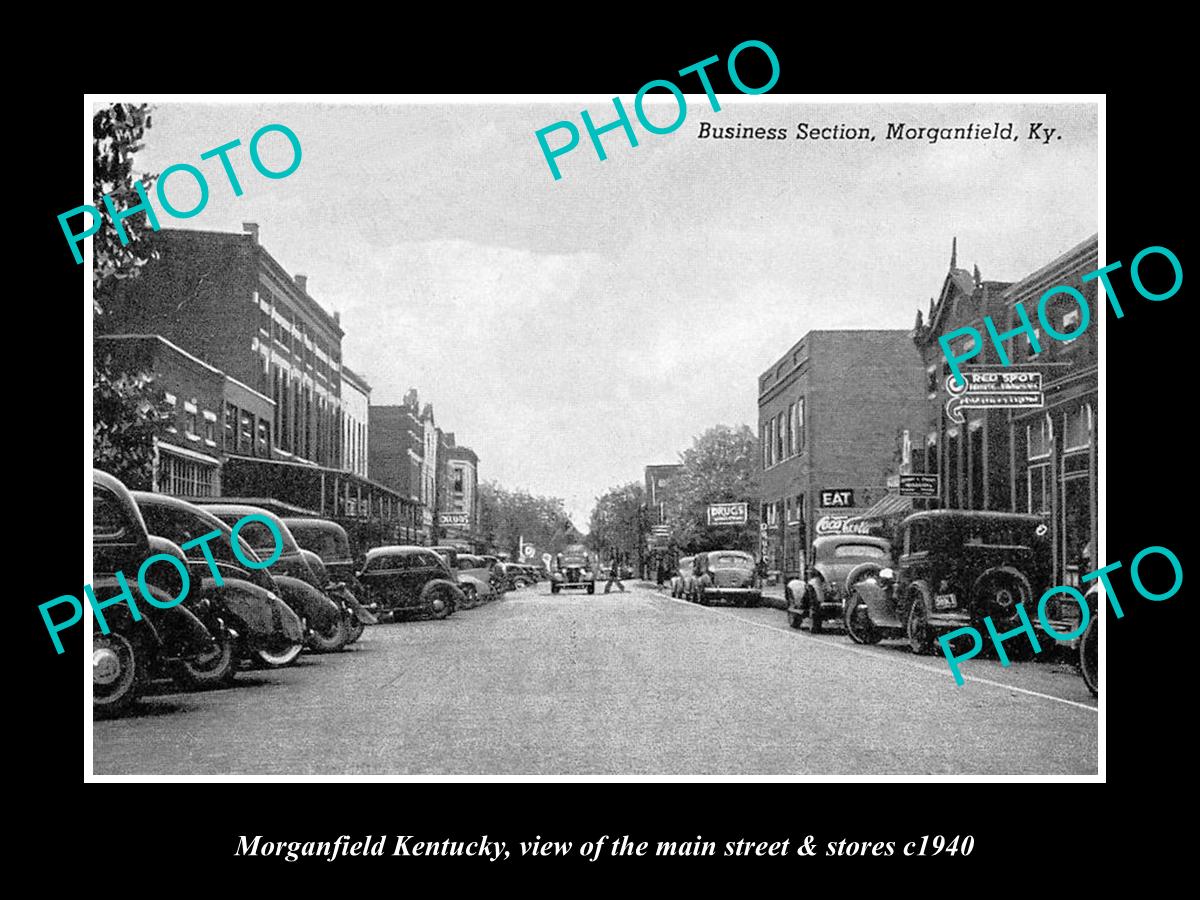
[1028,413,1053,460]
[1064,404,1092,452]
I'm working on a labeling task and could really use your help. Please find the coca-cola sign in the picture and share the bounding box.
[816,515,878,536]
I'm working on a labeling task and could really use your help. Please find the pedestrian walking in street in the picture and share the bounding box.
[604,555,626,593]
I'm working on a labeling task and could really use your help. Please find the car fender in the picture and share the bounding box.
[851,578,901,628]
[198,576,284,645]
[420,578,466,605]
[144,595,217,658]
[843,562,884,596]
[785,578,804,606]
[458,573,491,597]
[807,577,827,610]
[905,579,935,618]
[90,575,163,652]
[273,574,341,633]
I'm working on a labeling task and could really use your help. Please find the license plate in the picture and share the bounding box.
[934,593,957,611]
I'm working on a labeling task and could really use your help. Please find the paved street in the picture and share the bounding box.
[94,582,1097,775]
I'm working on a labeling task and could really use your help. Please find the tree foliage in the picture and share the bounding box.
[667,424,760,554]
[92,103,168,488]
[586,482,648,564]
[93,103,158,318]
[477,482,580,560]
[93,356,172,490]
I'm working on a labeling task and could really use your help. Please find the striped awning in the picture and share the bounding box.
[847,492,913,523]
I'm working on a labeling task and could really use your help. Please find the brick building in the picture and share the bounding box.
[907,235,1098,586]
[96,334,275,497]
[104,224,350,470]
[368,389,451,544]
[440,435,482,550]
[757,330,926,578]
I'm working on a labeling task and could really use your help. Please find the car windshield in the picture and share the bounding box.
[832,544,888,559]
[458,555,483,568]
[290,526,349,560]
[710,554,752,568]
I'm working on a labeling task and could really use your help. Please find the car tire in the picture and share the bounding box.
[844,593,881,645]
[255,639,304,668]
[551,583,560,594]
[587,583,595,595]
[170,627,238,688]
[461,584,479,608]
[787,611,803,630]
[307,612,350,653]
[1079,615,1098,697]
[426,585,453,619]
[810,605,824,634]
[906,598,934,655]
[93,631,141,716]
[347,615,366,644]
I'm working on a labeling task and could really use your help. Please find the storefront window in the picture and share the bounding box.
[1028,464,1051,515]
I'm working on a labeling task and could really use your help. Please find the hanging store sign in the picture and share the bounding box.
[945,370,1043,424]
[899,474,940,498]
[708,502,748,526]
[441,512,471,528]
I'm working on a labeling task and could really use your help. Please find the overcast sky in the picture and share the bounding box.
[127,100,1097,531]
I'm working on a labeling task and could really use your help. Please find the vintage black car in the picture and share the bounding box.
[692,550,761,607]
[357,546,464,619]
[785,535,892,633]
[199,503,349,652]
[285,518,360,591]
[93,471,217,714]
[134,491,306,681]
[842,510,1071,655]
[551,544,595,594]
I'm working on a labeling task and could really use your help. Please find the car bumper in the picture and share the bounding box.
[555,582,593,590]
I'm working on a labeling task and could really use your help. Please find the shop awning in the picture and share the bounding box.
[847,493,914,524]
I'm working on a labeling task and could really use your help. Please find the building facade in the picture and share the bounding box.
[909,235,1098,586]
[441,436,482,550]
[368,389,451,544]
[757,330,926,579]
[340,365,371,478]
[105,224,348,471]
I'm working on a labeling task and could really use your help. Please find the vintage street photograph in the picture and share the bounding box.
[87,97,1099,775]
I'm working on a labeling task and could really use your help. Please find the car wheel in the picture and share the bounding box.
[587,583,595,594]
[307,613,350,653]
[255,639,304,668]
[461,584,478,608]
[347,615,366,644]
[551,583,560,594]
[93,631,140,715]
[698,589,711,607]
[427,586,452,619]
[1079,615,1098,697]
[844,593,881,645]
[810,605,824,634]
[787,611,803,630]
[171,627,238,688]
[906,598,934,655]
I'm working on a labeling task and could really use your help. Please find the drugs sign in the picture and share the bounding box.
[707,503,748,526]
[441,512,470,528]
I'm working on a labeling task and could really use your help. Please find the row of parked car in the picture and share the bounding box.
[91,469,527,716]
[668,511,1099,696]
